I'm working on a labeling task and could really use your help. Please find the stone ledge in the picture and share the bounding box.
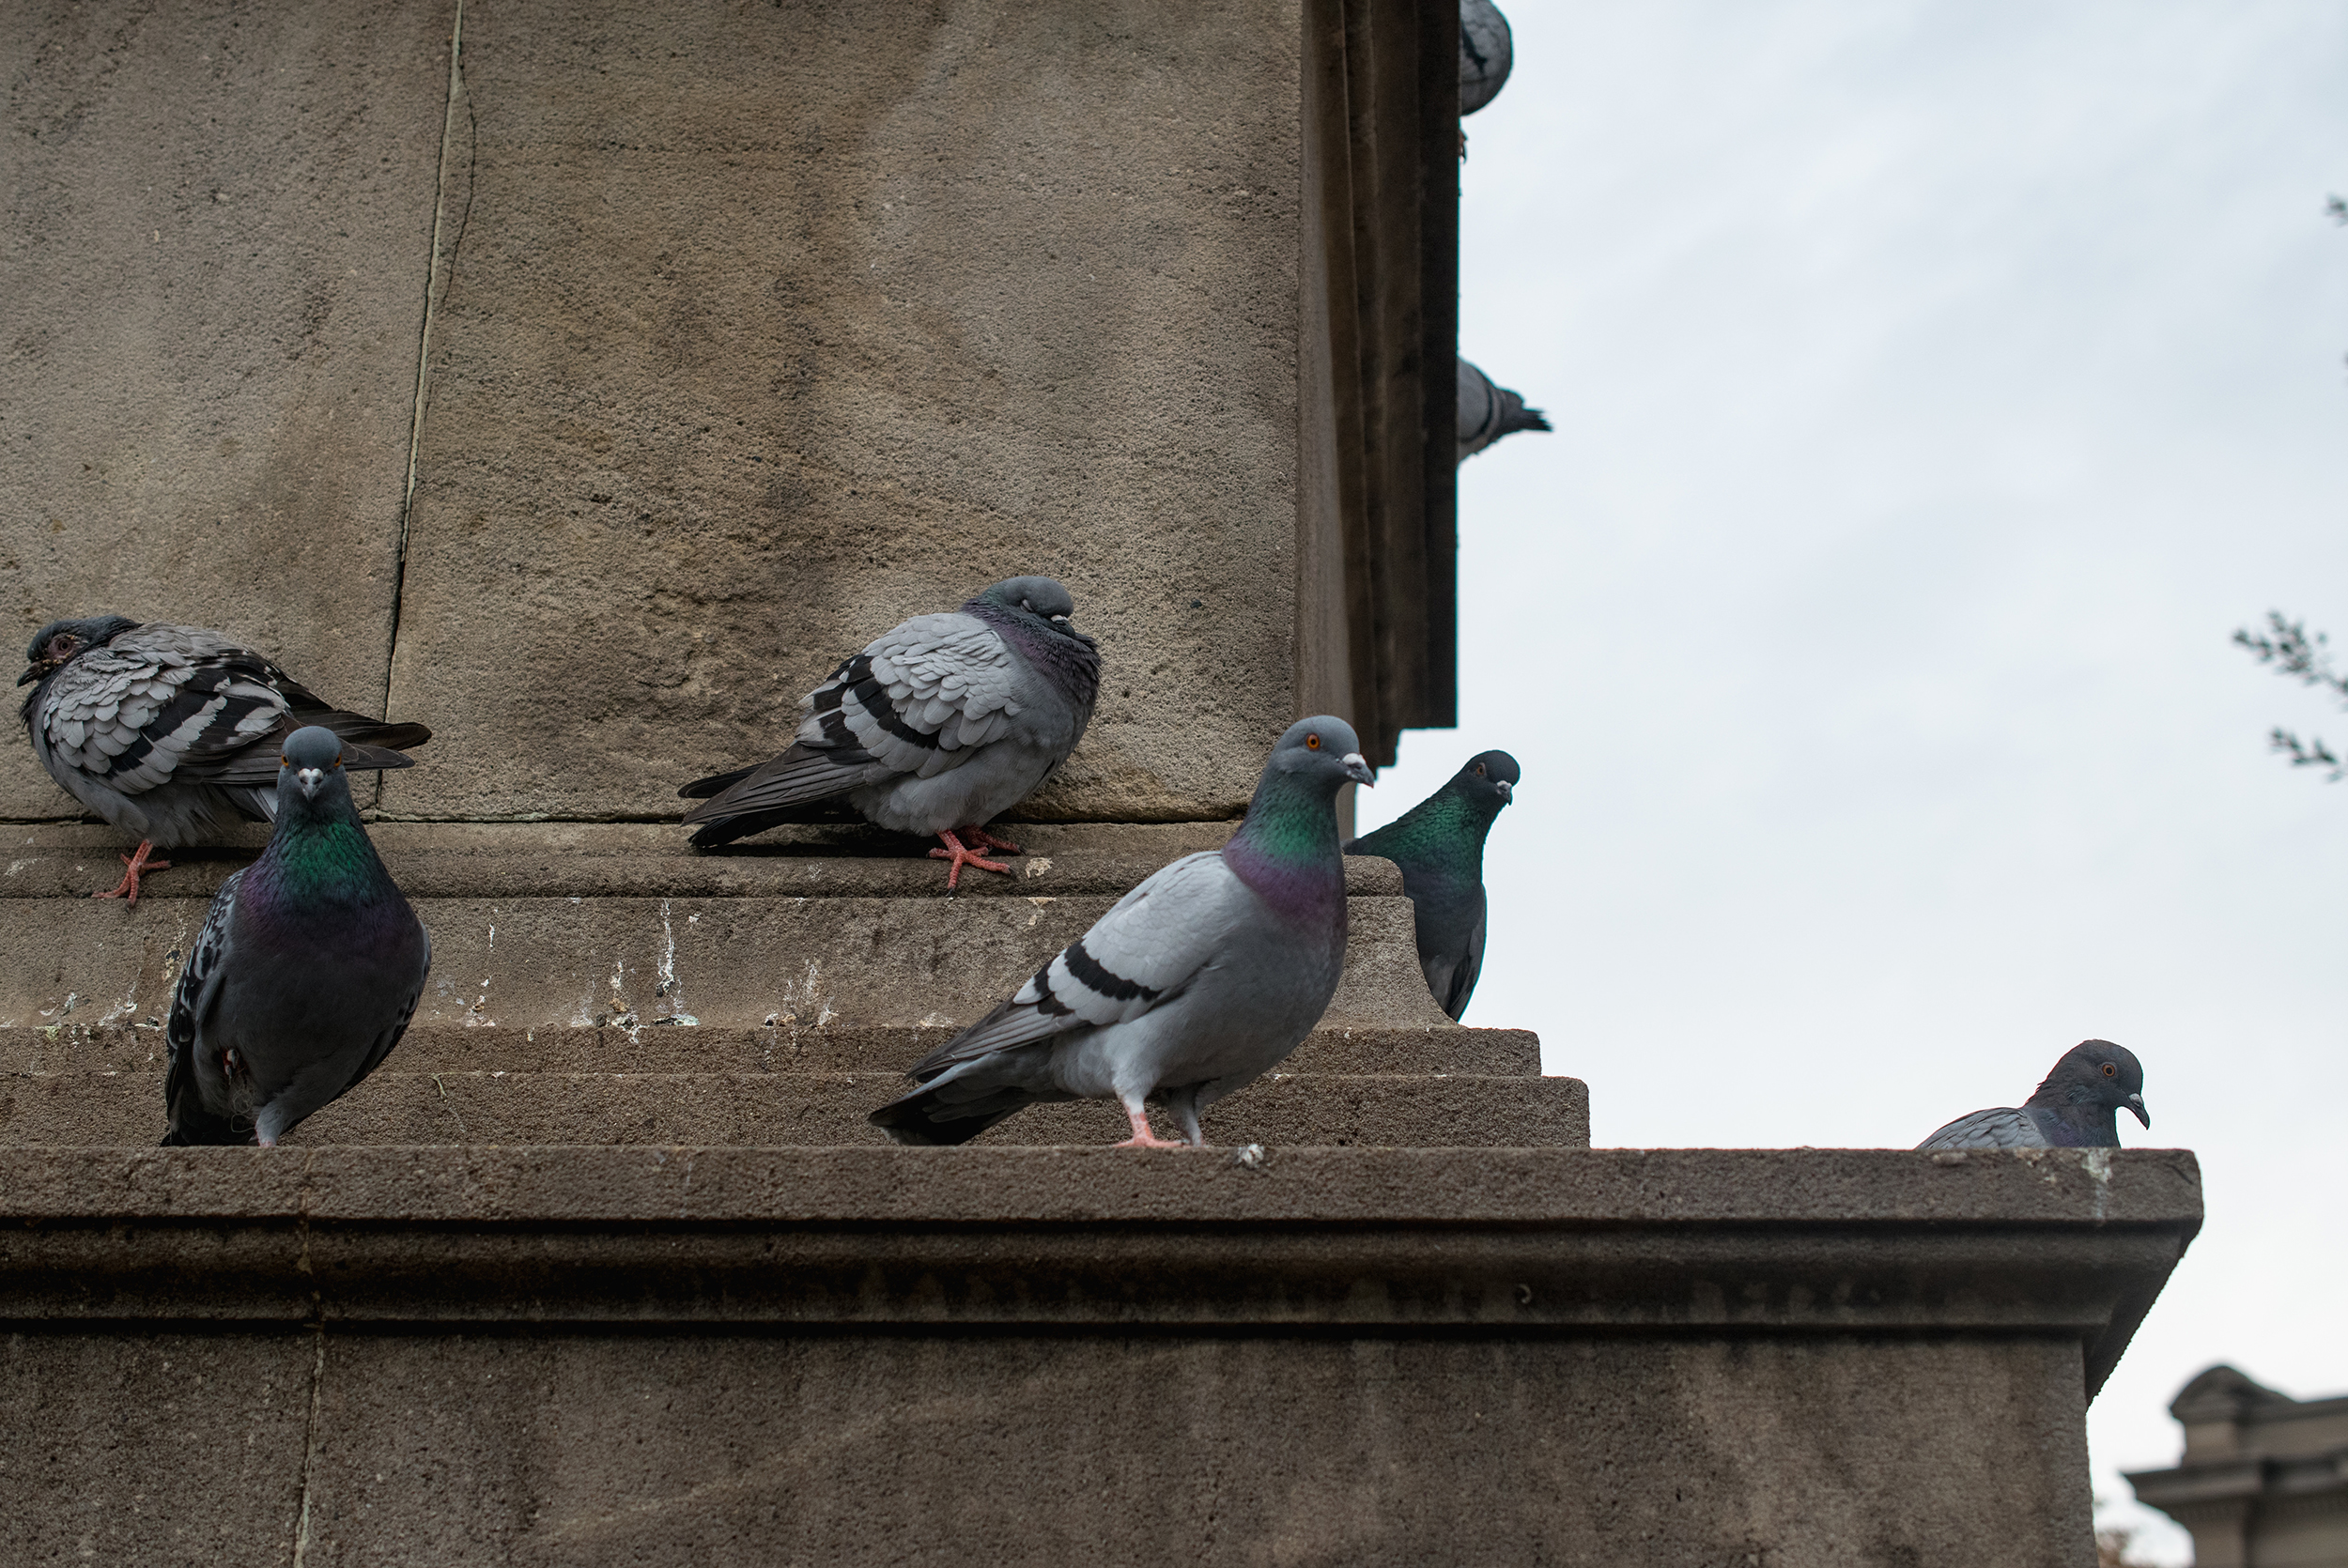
[0,1149,2199,1398]
[0,1022,1538,1076]
[1,1070,1593,1150]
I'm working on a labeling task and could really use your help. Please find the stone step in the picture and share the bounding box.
[0,823,1456,1033]
[0,1070,1590,1150]
[0,1022,1538,1077]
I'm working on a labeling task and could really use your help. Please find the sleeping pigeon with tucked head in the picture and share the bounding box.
[1458,358,1552,462]
[18,616,432,902]
[871,715,1376,1146]
[1346,749,1518,1022]
[680,576,1100,888]
[1917,1040,2149,1151]
[162,726,431,1147]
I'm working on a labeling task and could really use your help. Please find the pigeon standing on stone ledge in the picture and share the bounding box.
[1917,1040,2150,1150]
[1458,358,1552,462]
[1346,749,1518,1021]
[679,576,1101,889]
[17,616,433,902]
[162,726,430,1147]
[870,716,1375,1146]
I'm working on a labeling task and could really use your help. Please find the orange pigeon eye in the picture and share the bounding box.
[2101,1061,2117,1077]
[1305,733,1321,750]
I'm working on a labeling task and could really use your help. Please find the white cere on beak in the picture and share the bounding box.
[1495,780,1512,800]
[296,767,326,799]
[1342,751,1374,786]
[1052,614,1070,624]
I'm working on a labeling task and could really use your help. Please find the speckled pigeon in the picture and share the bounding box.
[1459,358,1552,462]
[1346,749,1517,1022]
[18,616,431,902]
[1460,0,1515,117]
[1917,1040,2150,1151]
[680,576,1101,888]
[870,716,1375,1146]
[162,727,430,1146]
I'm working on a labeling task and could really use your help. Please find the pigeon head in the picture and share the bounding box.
[17,615,140,687]
[969,576,1094,647]
[1264,716,1377,795]
[276,725,354,810]
[1453,749,1520,808]
[2031,1039,2149,1130]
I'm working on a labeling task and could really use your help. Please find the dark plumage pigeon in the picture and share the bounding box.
[1458,358,1552,462]
[1345,749,1518,1021]
[680,576,1101,889]
[870,716,1376,1146]
[1917,1040,2150,1151]
[17,616,431,902]
[162,726,431,1146]
[1460,0,1515,117]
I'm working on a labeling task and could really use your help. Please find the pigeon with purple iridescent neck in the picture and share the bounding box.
[17,616,432,902]
[1917,1040,2149,1151]
[871,716,1376,1147]
[1346,749,1518,1021]
[679,576,1100,889]
[162,727,430,1147]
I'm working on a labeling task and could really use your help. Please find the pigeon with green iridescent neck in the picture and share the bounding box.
[1346,749,1518,1022]
[1917,1041,2149,1151]
[678,576,1100,889]
[871,716,1376,1147]
[162,726,430,1146]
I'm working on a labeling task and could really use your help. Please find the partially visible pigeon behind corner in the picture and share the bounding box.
[1460,0,1515,117]
[1917,1040,2150,1151]
[1346,749,1518,1022]
[1458,358,1552,462]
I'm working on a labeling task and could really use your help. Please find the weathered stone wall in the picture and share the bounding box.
[6,0,1317,826]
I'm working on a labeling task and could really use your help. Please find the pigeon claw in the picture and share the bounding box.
[91,841,172,905]
[928,828,1013,892]
[1113,1105,1189,1149]
[958,824,1023,856]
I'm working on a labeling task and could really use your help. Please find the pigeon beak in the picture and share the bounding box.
[14,665,45,687]
[1494,779,1512,802]
[296,767,325,799]
[2125,1093,2149,1130]
[1342,752,1375,787]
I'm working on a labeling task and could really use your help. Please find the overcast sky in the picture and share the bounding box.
[1350,3,2348,1558]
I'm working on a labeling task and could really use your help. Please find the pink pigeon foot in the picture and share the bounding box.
[928,828,1012,891]
[92,840,172,905]
[1113,1104,1189,1149]
[958,823,1023,855]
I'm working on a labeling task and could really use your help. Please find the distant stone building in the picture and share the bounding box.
[2128,1364,2348,1567]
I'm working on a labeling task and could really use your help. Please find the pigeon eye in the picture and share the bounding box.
[1305,733,1321,750]
[1475,764,1485,776]
[2100,1062,2117,1078]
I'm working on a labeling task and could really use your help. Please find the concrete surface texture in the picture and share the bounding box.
[2127,1364,2348,1568]
[0,1147,2201,1565]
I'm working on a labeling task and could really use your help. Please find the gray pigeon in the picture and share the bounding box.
[681,576,1101,888]
[1917,1040,2150,1151]
[162,726,431,1146]
[871,715,1376,1146]
[1458,358,1552,462]
[1460,0,1515,117]
[1345,749,1518,1021]
[18,616,431,902]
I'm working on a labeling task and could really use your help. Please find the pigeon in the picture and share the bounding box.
[1460,0,1515,118]
[162,726,431,1146]
[1458,358,1552,462]
[1916,1040,2150,1151]
[679,576,1101,889]
[1345,749,1518,1021]
[18,616,432,902]
[870,715,1376,1146]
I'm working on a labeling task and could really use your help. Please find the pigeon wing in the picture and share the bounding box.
[38,628,292,800]
[162,869,246,1145]
[1916,1106,2052,1152]
[340,923,431,1095]
[1444,904,1488,1022]
[908,852,1248,1074]
[683,611,1024,822]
